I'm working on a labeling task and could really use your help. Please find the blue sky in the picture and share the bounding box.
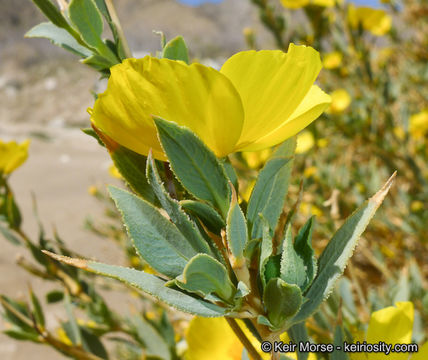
[176,0,380,7]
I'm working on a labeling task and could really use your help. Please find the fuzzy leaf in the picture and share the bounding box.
[162,36,189,64]
[294,216,317,292]
[247,138,295,239]
[180,200,225,234]
[263,278,302,329]
[292,173,396,323]
[154,117,230,218]
[87,261,226,316]
[26,22,92,57]
[280,225,306,290]
[109,186,196,278]
[226,192,248,261]
[176,254,236,303]
[146,152,212,255]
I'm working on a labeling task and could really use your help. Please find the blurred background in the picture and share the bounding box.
[0,0,427,359]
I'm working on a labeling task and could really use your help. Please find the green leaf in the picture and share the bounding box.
[280,225,306,291]
[110,145,157,204]
[31,0,73,30]
[292,174,396,323]
[64,293,82,346]
[25,22,92,57]
[146,152,212,255]
[4,330,40,343]
[247,138,295,239]
[176,254,236,303]
[332,325,349,360]
[6,192,21,230]
[46,290,64,303]
[69,0,118,63]
[264,255,281,284]
[180,200,225,234]
[294,217,317,292]
[132,316,171,360]
[82,54,113,71]
[162,36,189,64]
[69,0,103,47]
[29,290,45,329]
[109,186,196,278]
[226,192,248,262]
[263,278,302,330]
[287,322,309,360]
[86,261,226,316]
[222,160,239,192]
[259,216,273,288]
[154,117,230,218]
[0,221,21,245]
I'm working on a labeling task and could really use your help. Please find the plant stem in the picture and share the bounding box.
[226,317,262,360]
[105,0,132,58]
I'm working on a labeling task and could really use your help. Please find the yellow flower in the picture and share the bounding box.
[410,200,424,212]
[323,51,343,69]
[0,139,30,175]
[281,0,337,9]
[409,109,428,139]
[328,89,351,114]
[296,131,315,154]
[347,5,392,36]
[185,317,317,360]
[241,149,272,169]
[350,302,428,360]
[91,44,331,161]
[108,164,122,179]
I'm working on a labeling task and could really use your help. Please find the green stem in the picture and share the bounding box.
[105,0,132,58]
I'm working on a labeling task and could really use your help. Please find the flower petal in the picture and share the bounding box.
[220,44,323,150]
[238,85,330,152]
[366,302,413,360]
[0,139,30,175]
[91,57,244,160]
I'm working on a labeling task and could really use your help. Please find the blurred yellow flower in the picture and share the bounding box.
[241,179,256,203]
[300,202,323,217]
[0,139,30,175]
[241,148,271,169]
[91,44,330,160]
[410,200,424,212]
[304,166,318,178]
[108,164,122,179]
[317,138,328,148]
[323,51,343,69]
[281,0,337,9]
[409,109,428,139]
[347,5,392,36]
[296,131,315,154]
[328,89,351,114]
[88,185,98,196]
[350,302,428,360]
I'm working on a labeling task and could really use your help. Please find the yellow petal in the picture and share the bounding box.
[241,85,330,152]
[91,57,244,160]
[220,44,324,151]
[0,139,30,175]
[411,341,428,360]
[366,302,413,360]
